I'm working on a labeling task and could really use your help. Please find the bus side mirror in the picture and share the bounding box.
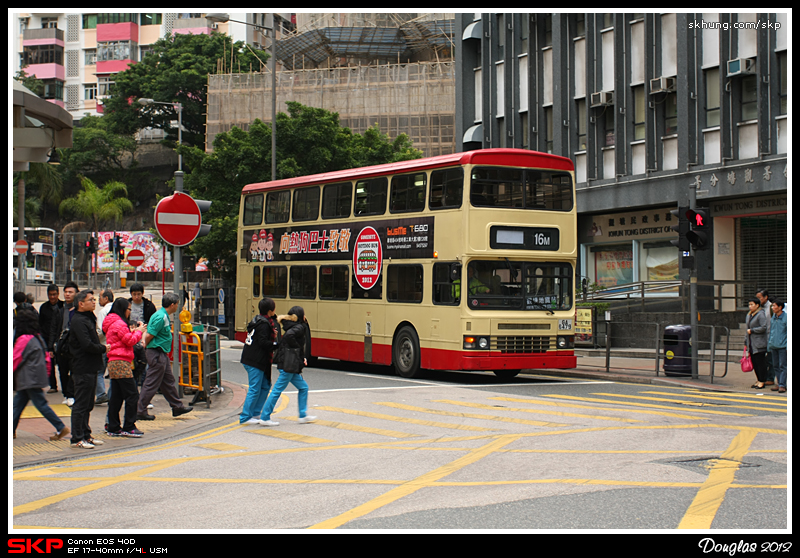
[451,263,462,281]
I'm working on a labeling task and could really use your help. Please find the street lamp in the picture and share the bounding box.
[137,98,183,171]
[206,13,277,182]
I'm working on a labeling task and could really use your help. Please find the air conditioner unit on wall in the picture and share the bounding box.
[727,57,756,77]
[649,76,676,94]
[590,90,614,108]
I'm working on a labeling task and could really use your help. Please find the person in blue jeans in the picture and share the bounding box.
[259,306,316,426]
[239,298,278,424]
[768,299,787,394]
[13,308,70,441]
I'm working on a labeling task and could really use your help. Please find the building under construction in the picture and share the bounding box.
[206,13,456,158]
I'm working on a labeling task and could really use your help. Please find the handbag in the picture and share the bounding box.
[282,347,303,374]
[740,347,753,372]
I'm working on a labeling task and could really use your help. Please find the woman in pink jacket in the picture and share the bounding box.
[103,298,147,437]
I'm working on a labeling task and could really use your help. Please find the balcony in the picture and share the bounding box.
[23,27,64,44]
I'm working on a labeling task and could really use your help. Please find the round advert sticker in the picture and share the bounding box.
[353,226,382,290]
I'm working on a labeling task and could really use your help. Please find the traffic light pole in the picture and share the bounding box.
[689,181,699,380]
[173,170,184,396]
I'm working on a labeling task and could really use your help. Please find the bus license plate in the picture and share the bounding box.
[558,319,572,330]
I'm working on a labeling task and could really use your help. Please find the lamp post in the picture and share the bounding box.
[138,97,185,391]
[206,13,277,181]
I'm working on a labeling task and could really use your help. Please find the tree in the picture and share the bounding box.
[102,32,268,148]
[13,162,63,222]
[59,176,134,280]
[179,102,422,277]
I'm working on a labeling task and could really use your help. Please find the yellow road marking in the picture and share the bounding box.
[246,429,333,444]
[678,428,759,529]
[490,395,715,420]
[377,402,570,428]
[314,406,495,431]
[642,390,787,407]
[593,392,786,413]
[195,443,248,451]
[13,460,179,516]
[281,416,420,438]
[309,435,521,529]
[542,394,753,417]
[433,399,644,423]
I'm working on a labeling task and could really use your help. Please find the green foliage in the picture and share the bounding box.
[180,102,423,277]
[102,32,268,148]
[59,175,133,233]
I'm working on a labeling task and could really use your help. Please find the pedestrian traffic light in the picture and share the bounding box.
[669,206,690,252]
[685,208,710,250]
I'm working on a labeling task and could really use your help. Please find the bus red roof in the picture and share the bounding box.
[242,148,574,194]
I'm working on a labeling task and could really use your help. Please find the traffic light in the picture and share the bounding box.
[669,206,690,252]
[685,208,710,250]
[194,199,213,242]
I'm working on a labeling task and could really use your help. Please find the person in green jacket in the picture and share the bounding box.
[136,293,193,420]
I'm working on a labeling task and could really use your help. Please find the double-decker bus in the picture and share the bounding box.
[13,227,56,284]
[235,148,577,378]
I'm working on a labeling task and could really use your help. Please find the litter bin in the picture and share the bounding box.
[663,325,692,376]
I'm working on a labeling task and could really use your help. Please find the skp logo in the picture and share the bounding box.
[8,539,64,554]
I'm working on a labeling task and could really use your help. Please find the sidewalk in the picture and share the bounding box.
[546,347,780,394]
[12,376,246,469]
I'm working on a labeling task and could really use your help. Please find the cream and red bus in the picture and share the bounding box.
[235,148,577,379]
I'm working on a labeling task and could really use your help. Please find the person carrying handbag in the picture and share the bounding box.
[745,298,769,389]
[257,306,316,427]
[13,308,70,441]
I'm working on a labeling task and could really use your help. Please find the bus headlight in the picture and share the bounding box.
[556,335,574,349]
[464,336,491,350]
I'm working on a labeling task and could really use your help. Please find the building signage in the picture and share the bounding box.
[584,208,678,243]
[242,216,435,264]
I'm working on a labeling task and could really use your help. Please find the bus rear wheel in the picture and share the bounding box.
[393,326,423,378]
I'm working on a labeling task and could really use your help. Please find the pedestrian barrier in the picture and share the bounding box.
[178,310,223,408]
[584,320,731,383]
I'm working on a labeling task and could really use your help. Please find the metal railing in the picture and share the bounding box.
[586,320,731,383]
[580,279,756,312]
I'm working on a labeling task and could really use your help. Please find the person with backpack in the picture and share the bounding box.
[13,308,70,442]
[258,306,316,427]
[239,298,279,425]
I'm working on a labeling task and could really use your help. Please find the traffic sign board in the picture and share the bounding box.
[155,192,202,247]
[14,240,28,255]
[127,249,145,268]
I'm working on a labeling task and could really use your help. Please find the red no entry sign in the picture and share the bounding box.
[154,192,202,247]
[14,240,28,255]
[127,249,145,268]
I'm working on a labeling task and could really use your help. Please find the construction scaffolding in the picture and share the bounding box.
[206,60,456,158]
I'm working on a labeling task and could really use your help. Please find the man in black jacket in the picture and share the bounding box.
[49,281,79,405]
[68,290,107,449]
[38,284,63,393]
[239,298,278,424]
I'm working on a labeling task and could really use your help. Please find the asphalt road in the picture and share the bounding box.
[12,350,787,533]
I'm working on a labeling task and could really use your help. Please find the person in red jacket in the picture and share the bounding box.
[102,298,147,437]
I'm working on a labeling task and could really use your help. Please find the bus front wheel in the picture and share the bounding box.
[393,326,423,378]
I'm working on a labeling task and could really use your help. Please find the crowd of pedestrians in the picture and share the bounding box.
[13,283,192,449]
